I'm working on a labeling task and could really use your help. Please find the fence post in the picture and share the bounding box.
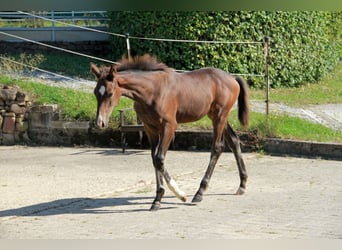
[51,10,55,42]
[263,36,270,116]
[125,33,132,61]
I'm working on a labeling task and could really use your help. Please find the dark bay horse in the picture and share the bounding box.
[91,54,249,211]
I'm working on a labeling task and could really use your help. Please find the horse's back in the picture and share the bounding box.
[169,68,239,123]
[176,67,240,102]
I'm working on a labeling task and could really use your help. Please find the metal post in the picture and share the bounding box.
[51,10,55,42]
[125,33,132,61]
[263,36,270,116]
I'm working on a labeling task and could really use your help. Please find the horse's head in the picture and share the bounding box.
[91,62,121,128]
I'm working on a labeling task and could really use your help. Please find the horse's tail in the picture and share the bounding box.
[235,76,249,128]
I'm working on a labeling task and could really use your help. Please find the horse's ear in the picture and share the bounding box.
[90,62,101,78]
[109,64,117,76]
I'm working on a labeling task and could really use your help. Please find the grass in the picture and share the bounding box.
[180,110,342,143]
[0,52,99,80]
[0,52,341,143]
[247,112,342,143]
[250,63,342,106]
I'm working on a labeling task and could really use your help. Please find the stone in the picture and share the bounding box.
[10,103,26,114]
[30,105,41,112]
[16,120,28,132]
[0,89,17,101]
[28,111,58,128]
[2,115,16,133]
[40,104,58,113]
[2,133,15,145]
[15,115,24,124]
[16,91,29,102]
[2,112,15,117]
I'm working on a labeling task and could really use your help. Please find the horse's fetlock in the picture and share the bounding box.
[200,178,209,191]
[155,155,165,170]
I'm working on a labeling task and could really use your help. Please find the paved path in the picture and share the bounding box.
[250,101,342,131]
[0,146,341,239]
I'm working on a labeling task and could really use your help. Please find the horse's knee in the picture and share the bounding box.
[213,141,224,155]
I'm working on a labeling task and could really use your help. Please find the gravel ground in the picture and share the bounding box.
[0,146,341,239]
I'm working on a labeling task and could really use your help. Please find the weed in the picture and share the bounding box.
[0,53,45,74]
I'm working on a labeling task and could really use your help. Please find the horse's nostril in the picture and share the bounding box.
[102,121,105,128]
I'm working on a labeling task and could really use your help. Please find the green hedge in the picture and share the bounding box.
[108,11,341,88]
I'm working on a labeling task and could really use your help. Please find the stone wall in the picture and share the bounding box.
[0,85,31,145]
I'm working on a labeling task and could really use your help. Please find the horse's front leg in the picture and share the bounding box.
[151,121,186,211]
[150,169,165,211]
[145,130,165,211]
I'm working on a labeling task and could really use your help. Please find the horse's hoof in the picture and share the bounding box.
[191,194,203,203]
[150,203,161,211]
[236,187,246,195]
[180,196,187,203]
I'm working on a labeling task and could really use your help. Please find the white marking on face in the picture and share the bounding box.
[167,179,187,202]
[99,85,105,97]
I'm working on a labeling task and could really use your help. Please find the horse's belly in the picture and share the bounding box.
[176,109,208,124]
[177,98,210,122]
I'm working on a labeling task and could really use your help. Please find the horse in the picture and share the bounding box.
[90,54,249,211]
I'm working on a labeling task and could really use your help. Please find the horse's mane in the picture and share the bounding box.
[115,54,172,72]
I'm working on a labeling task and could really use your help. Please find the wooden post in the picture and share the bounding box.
[263,36,270,116]
[51,10,55,42]
[125,33,132,61]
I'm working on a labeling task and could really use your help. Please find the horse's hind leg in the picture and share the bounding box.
[192,118,226,203]
[224,123,248,195]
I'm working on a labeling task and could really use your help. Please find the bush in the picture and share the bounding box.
[108,11,341,88]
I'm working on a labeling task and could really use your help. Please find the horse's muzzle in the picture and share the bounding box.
[96,114,107,128]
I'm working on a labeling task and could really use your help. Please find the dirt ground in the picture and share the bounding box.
[0,146,341,239]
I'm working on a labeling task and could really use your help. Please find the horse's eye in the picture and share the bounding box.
[107,92,113,97]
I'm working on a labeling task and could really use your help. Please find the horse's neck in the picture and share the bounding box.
[117,72,161,105]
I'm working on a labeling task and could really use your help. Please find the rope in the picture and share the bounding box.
[129,35,262,45]
[0,31,117,65]
[1,12,266,79]
[0,55,80,82]
[17,11,262,45]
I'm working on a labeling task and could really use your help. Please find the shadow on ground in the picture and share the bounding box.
[0,195,195,217]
